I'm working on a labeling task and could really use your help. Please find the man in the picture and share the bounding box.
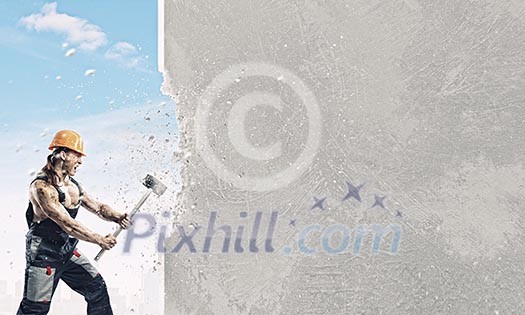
[17,130,131,315]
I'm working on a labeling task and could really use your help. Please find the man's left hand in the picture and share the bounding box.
[116,213,131,229]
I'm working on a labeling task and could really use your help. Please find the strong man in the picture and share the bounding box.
[17,130,130,315]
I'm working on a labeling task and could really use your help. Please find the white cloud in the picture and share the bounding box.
[84,69,96,77]
[18,4,148,71]
[65,48,76,57]
[104,41,145,69]
[19,2,107,51]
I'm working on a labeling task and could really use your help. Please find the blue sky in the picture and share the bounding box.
[0,0,168,124]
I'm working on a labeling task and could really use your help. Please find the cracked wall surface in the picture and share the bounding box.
[162,1,525,314]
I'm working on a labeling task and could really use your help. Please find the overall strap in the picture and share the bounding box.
[31,175,66,204]
[26,202,34,229]
[69,176,84,197]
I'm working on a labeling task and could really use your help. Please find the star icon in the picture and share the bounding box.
[342,181,364,202]
[370,194,387,209]
[289,219,297,227]
[311,196,327,210]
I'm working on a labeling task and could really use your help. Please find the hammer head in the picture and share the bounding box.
[142,174,167,196]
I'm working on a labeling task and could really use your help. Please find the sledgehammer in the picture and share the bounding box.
[94,174,167,261]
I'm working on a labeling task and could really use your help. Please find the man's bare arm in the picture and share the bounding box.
[82,193,130,229]
[32,181,115,249]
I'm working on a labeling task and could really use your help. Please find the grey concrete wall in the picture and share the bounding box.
[162,0,525,314]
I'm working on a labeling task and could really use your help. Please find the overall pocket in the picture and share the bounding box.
[25,265,56,302]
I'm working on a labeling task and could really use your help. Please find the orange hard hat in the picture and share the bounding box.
[48,130,86,156]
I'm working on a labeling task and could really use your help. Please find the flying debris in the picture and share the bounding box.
[61,43,69,48]
[65,48,76,57]
[40,128,49,137]
[75,95,83,101]
[84,69,96,77]
[55,75,62,80]
[28,169,36,177]
[15,144,23,153]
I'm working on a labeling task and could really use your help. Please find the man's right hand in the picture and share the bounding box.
[97,233,117,250]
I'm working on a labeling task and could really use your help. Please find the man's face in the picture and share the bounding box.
[63,151,83,176]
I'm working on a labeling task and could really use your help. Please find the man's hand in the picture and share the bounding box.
[116,213,131,229]
[97,234,117,250]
